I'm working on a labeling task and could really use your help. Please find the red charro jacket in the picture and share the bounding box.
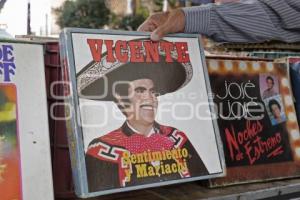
[85,122,208,192]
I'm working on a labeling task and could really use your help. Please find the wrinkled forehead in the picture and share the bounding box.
[128,78,155,89]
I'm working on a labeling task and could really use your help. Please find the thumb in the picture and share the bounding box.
[151,23,170,41]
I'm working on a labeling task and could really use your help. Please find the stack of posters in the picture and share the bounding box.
[0,40,54,200]
[206,57,300,186]
[59,29,225,198]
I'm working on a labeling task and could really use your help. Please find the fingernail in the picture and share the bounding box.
[151,32,160,41]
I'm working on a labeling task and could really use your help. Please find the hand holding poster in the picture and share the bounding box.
[60,29,225,197]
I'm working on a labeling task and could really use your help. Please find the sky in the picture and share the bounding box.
[0,0,52,36]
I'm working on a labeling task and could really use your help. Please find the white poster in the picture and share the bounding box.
[0,41,54,200]
[62,29,225,197]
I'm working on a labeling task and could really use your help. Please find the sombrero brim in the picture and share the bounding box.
[77,60,187,101]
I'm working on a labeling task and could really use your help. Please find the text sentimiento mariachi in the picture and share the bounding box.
[0,45,16,82]
[122,148,190,180]
[87,39,190,63]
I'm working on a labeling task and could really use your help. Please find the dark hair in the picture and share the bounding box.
[268,99,281,113]
[266,76,274,84]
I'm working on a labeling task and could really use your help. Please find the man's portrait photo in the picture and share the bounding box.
[264,95,287,126]
[260,74,279,99]
[71,35,224,193]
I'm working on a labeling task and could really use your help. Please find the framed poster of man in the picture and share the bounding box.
[60,29,225,198]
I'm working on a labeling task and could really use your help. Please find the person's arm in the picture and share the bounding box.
[138,0,300,43]
[183,0,300,43]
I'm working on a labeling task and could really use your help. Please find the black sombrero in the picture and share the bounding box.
[77,39,193,101]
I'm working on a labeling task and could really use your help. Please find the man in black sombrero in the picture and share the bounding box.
[78,41,208,192]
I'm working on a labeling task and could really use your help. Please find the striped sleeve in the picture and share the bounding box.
[182,0,300,43]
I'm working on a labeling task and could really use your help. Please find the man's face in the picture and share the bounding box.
[124,79,158,125]
[266,79,274,89]
[271,104,281,119]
